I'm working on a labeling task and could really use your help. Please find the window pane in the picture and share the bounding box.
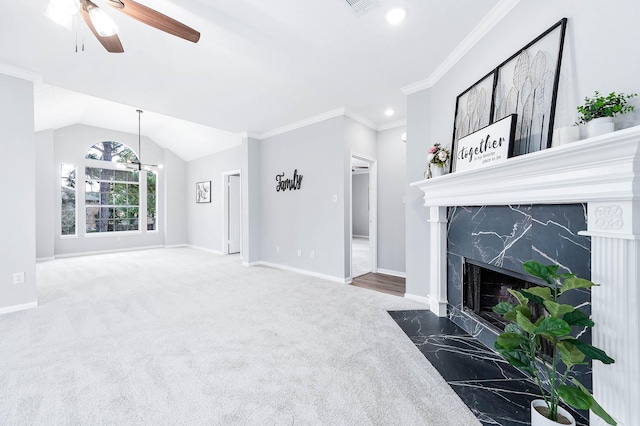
[61,164,76,236]
[85,141,139,164]
[147,172,157,231]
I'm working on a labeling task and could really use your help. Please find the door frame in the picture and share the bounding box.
[349,152,377,280]
[222,169,242,256]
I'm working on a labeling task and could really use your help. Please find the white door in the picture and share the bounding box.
[228,175,241,254]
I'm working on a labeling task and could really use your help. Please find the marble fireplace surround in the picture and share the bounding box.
[410,125,640,426]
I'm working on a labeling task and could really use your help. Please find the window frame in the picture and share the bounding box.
[84,161,143,236]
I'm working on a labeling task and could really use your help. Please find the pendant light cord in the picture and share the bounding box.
[137,109,143,170]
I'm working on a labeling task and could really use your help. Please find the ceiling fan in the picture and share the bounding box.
[44,0,200,53]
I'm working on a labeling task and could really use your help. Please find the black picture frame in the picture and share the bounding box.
[451,70,497,172]
[450,18,568,172]
[493,18,567,156]
[196,181,211,203]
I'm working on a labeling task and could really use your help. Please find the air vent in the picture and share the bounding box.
[344,0,379,14]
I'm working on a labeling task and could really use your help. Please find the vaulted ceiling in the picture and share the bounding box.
[0,0,502,160]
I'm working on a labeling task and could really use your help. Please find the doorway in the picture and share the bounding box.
[350,153,377,280]
[222,171,242,255]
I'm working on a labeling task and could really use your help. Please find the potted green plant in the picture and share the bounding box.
[576,91,637,138]
[492,261,617,425]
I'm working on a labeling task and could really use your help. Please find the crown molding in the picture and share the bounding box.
[344,109,378,131]
[257,108,346,140]
[0,63,41,82]
[401,0,521,95]
[377,119,407,131]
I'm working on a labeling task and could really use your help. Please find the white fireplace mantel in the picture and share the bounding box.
[410,125,640,426]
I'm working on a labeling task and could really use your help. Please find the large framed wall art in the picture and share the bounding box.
[450,18,567,172]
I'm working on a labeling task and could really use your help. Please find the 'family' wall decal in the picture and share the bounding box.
[276,169,303,192]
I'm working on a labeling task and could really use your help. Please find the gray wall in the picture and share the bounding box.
[0,73,37,311]
[351,173,369,237]
[405,0,640,300]
[35,129,55,261]
[50,124,166,256]
[186,146,242,252]
[377,126,406,275]
[260,117,345,279]
[242,136,261,265]
[163,149,188,247]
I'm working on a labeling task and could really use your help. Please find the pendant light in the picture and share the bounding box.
[121,109,163,172]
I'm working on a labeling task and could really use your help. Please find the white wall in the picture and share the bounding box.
[259,117,345,280]
[163,149,188,247]
[35,129,55,261]
[0,73,37,312]
[186,146,242,253]
[377,126,406,275]
[351,173,369,237]
[51,124,166,256]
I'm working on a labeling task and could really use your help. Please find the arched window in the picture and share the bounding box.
[85,141,138,163]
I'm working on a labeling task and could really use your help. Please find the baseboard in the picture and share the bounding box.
[36,257,55,263]
[404,293,431,306]
[55,245,165,259]
[164,244,188,249]
[242,261,261,267]
[404,293,448,316]
[187,245,223,255]
[376,268,406,278]
[255,261,348,284]
[0,301,38,315]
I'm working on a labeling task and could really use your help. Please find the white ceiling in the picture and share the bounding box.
[0,0,502,161]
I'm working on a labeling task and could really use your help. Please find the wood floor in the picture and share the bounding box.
[351,272,406,297]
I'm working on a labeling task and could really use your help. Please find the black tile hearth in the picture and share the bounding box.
[388,310,588,426]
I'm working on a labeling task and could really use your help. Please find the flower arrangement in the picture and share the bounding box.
[428,143,450,168]
[576,91,637,125]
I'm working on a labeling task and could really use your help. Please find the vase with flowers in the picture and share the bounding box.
[425,143,451,179]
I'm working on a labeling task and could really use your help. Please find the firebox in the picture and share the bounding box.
[463,259,546,331]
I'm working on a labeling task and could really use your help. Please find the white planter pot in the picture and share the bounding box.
[586,117,615,138]
[531,399,576,426]
[553,126,581,146]
[429,165,447,178]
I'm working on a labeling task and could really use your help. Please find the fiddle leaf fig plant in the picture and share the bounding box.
[492,261,617,425]
[576,91,637,125]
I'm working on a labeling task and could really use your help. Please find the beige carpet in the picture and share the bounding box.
[0,248,480,425]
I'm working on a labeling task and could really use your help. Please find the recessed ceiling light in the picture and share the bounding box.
[385,109,395,117]
[386,8,406,25]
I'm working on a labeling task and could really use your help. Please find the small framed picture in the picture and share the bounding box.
[196,181,211,203]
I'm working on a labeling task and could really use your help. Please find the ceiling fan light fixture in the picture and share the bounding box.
[87,5,119,36]
[44,0,79,30]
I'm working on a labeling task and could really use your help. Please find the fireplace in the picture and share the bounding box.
[410,126,640,425]
[463,260,543,331]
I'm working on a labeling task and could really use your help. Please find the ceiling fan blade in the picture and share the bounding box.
[80,0,124,53]
[106,0,200,43]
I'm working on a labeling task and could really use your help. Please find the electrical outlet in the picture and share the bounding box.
[297,249,302,257]
[310,251,315,259]
[12,272,25,285]
[332,194,338,203]
[276,246,280,253]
